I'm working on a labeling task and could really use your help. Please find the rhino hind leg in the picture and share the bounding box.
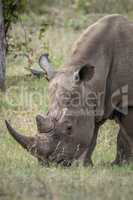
[112,129,131,165]
[113,109,133,165]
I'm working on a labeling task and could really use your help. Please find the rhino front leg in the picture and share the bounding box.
[78,126,99,166]
[113,109,133,165]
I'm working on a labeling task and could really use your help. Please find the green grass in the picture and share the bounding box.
[0,8,133,200]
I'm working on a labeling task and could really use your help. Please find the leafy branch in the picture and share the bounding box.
[3,0,27,36]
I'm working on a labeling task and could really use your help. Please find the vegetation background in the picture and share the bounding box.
[0,0,133,199]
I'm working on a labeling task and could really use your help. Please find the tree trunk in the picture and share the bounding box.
[0,0,5,91]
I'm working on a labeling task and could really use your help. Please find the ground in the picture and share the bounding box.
[0,5,133,200]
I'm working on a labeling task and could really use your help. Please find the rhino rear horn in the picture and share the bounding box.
[5,120,36,152]
[36,114,54,133]
[39,54,56,81]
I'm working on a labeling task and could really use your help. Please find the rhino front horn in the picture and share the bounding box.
[5,120,36,152]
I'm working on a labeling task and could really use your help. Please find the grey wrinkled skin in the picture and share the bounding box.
[6,15,133,166]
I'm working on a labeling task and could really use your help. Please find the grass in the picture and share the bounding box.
[0,7,133,200]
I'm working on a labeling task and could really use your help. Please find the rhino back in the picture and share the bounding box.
[64,15,133,119]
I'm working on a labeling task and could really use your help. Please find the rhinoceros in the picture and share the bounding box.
[6,14,133,166]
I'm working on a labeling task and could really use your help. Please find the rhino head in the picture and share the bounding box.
[6,54,97,167]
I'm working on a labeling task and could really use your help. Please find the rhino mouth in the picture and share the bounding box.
[37,151,72,167]
[49,156,72,167]
[57,159,72,167]
[37,155,72,167]
[47,143,87,167]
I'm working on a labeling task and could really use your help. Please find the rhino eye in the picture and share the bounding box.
[53,133,60,140]
[67,125,72,135]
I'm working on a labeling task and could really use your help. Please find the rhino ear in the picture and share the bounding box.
[39,54,56,81]
[74,65,95,83]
